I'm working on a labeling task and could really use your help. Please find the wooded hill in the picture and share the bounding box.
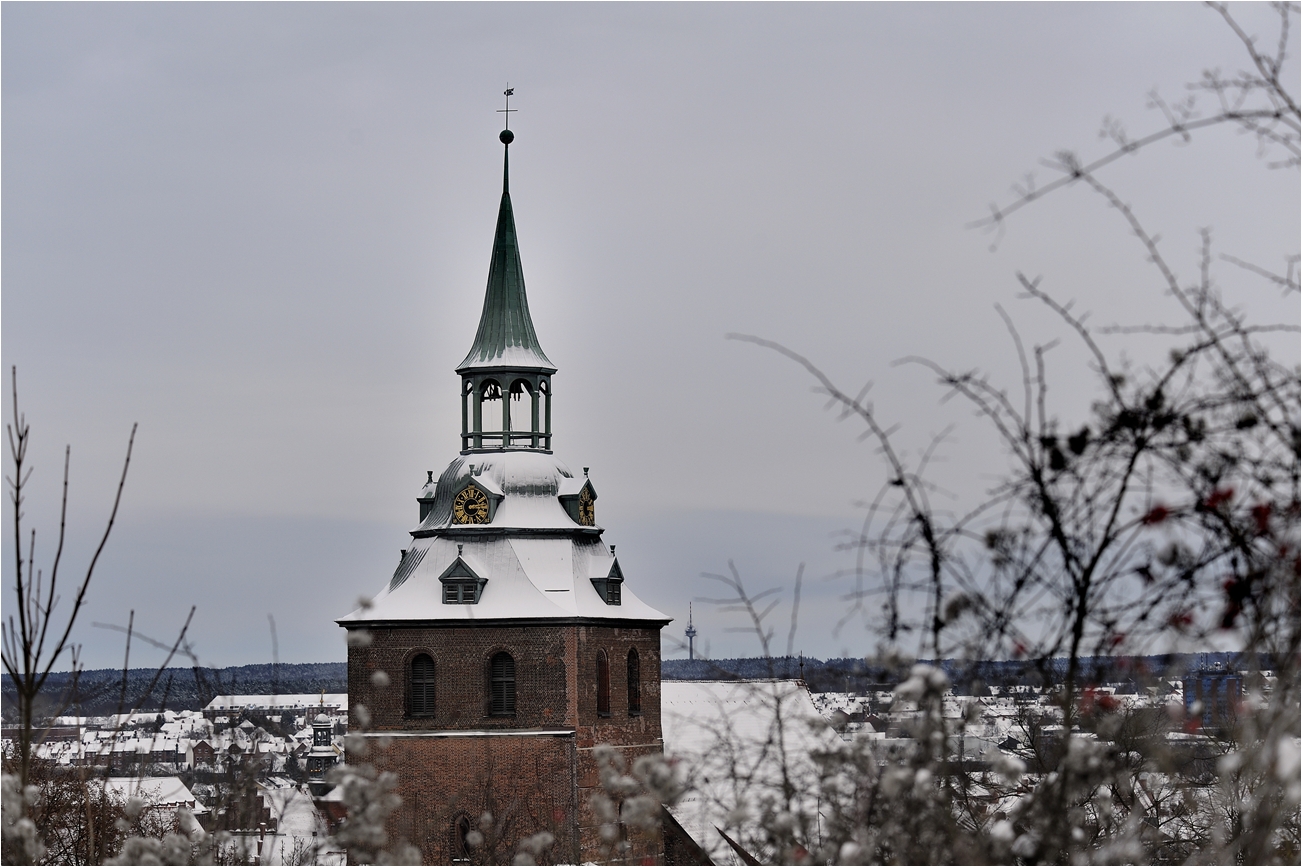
[1,663,347,722]
[662,652,1253,694]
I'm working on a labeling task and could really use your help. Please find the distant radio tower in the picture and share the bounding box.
[685,603,698,660]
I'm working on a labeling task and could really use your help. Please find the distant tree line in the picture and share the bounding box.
[0,662,347,720]
[5,651,1259,722]
[661,652,1258,694]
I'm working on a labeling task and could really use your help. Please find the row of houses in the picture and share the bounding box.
[8,673,1269,864]
[16,701,346,776]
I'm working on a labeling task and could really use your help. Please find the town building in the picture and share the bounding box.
[338,124,671,864]
[203,693,348,720]
[305,713,341,797]
[661,679,837,865]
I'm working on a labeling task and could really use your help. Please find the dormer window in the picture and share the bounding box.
[452,484,492,524]
[439,555,487,604]
[443,581,481,604]
[559,477,597,526]
[417,470,437,522]
[590,557,624,606]
[577,486,595,525]
[448,475,503,525]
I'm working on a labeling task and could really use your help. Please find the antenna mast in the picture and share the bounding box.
[685,603,698,661]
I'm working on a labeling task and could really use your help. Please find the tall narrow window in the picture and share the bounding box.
[490,652,516,716]
[596,651,611,717]
[410,654,435,717]
[453,815,473,862]
[627,648,642,716]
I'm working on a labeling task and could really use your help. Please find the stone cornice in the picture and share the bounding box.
[337,616,671,630]
[410,525,604,540]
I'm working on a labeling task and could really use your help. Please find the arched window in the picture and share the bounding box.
[627,648,642,716]
[490,652,516,716]
[509,379,534,444]
[409,653,435,717]
[452,814,473,862]
[596,650,611,717]
[480,379,504,439]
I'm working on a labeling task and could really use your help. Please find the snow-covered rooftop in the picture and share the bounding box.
[340,447,668,625]
[662,680,839,866]
[414,450,589,533]
[102,776,209,814]
[204,695,347,712]
[340,534,667,624]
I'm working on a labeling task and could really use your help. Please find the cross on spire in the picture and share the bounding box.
[498,86,517,130]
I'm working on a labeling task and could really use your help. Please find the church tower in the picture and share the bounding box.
[339,124,670,864]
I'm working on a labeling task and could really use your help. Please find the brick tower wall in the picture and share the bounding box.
[345,620,664,863]
[366,732,579,864]
[348,624,575,731]
[573,625,664,862]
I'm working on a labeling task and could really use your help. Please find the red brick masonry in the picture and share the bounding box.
[347,621,664,863]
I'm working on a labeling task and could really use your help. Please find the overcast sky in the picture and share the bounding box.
[3,3,1297,671]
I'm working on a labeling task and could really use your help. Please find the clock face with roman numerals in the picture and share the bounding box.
[452,484,490,524]
[578,486,595,526]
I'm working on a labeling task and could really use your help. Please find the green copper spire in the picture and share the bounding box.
[457,130,555,374]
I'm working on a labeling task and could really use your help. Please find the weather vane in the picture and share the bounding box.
[498,86,516,130]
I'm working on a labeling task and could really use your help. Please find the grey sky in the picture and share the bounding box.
[4,3,1297,670]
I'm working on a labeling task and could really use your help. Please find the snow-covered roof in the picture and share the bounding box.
[414,450,589,533]
[340,535,667,624]
[340,446,667,624]
[556,476,590,498]
[459,343,556,372]
[259,783,328,840]
[102,777,209,814]
[204,694,348,712]
[662,680,839,866]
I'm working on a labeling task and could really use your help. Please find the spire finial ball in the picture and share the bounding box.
[499,129,514,145]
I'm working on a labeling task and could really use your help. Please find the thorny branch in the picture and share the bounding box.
[713,4,1298,863]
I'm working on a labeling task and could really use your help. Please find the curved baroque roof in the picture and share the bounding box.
[338,450,669,625]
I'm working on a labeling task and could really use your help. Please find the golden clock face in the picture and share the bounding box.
[578,486,595,526]
[452,484,490,524]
